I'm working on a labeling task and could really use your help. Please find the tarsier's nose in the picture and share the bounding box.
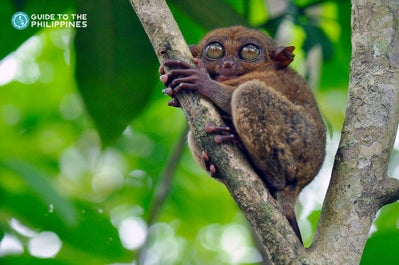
[222,58,235,68]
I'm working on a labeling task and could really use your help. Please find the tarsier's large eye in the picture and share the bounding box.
[239,44,260,61]
[205,42,225,60]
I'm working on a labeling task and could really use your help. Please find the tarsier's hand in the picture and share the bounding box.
[160,58,216,101]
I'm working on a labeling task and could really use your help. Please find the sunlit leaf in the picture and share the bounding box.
[307,209,321,234]
[319,0,351,91]
[373,202,399,232]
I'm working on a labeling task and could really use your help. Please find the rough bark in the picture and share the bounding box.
[311,1,399,264]
[129,0,399,264]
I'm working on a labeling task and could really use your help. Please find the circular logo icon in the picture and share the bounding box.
[11,11,30,30]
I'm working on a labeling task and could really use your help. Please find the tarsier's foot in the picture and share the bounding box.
[205,123,246,151]
[167,98,180,108]
[205,124,236,144]
[161,87,181,108]
[201,151,218,179]
[204,124,231,133]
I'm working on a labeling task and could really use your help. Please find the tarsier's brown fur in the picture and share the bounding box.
[160,26,326,243]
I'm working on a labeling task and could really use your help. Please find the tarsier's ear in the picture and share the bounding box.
[272,46,295,68]
[189,45,200,57]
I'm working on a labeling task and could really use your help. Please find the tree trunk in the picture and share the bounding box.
[311,1,399,264]
[129,0,399,264]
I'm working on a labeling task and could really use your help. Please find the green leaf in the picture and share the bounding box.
[1,256,69,265]
[373,202,399,232]
[170,0,247,30]
[57,202,130,262]
[361,231,399,265]
[302,25,334,60]
[0,185,70,233]
[0,187,130,262]
[264,15,285,37]
[1,159,78,226]
[74,0,158,146]
[0,0,77,59]
[307,209,321,233]
[319,0,351,91]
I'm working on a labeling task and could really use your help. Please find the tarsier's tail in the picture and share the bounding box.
[275,190,303,244]
[286,210,303,244]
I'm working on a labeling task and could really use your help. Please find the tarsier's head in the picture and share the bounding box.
[191,26,295,82]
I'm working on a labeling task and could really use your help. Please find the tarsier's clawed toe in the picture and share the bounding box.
[201,151,218,178]
[214,134,235,144]
[205,124,235,144]
[162,85,181,107]
[205,123,231,133]
[162,87,174,97]
[167,98,181,108]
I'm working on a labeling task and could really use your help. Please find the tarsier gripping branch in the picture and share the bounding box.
[160,26,326,243]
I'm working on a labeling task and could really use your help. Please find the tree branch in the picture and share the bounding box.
[146,125,189,225]
[139,126,188,264]
[380,177,399,205]
[129,0,307,263]
[312,1,399,264]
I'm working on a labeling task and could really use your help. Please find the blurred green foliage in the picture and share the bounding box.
[0,0,398,264]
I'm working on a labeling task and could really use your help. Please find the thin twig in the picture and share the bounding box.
[147,125,189,224]
[138,126,188,265]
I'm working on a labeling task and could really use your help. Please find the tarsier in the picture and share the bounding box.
[160,26,326,243]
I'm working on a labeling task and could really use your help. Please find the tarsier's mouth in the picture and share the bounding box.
[214,72,241,82]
